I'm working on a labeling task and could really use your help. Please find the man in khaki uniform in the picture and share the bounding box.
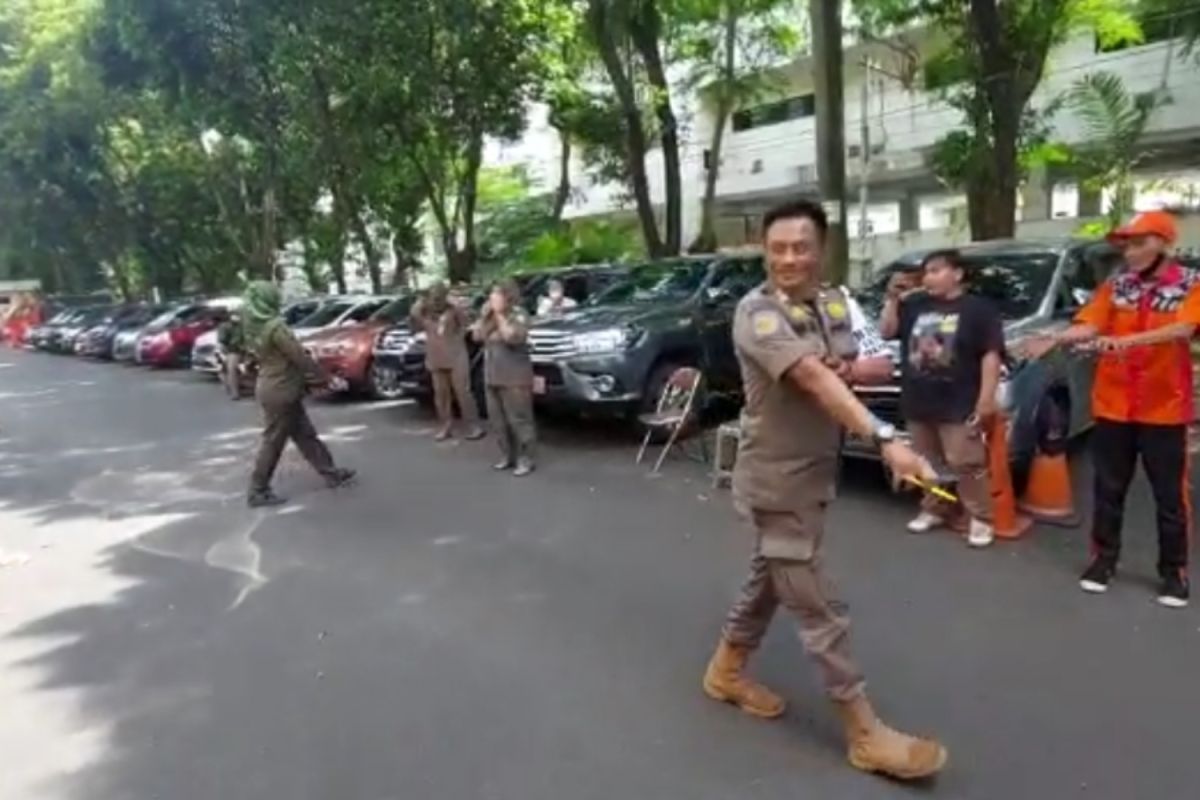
[473,280,537,476]
[411,283,484,441]
[701,199,948,781]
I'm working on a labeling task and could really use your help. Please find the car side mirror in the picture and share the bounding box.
[704,287,735,306]
[1071,288,1093,307]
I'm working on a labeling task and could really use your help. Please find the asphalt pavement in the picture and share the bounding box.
[1,349,1198,800]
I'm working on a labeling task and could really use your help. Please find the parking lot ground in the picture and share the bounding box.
[1,349,1199,800]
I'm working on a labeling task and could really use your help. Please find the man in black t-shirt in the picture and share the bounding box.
[880,249,1005,547]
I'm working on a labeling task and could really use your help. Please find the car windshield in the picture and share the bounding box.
[298,301,354,327]
[146,305,199,329]
[283,301,320,326]
[370,296,415,323]
[346,300,387,323]
[589,260,709,306]
[857,251,1060,323]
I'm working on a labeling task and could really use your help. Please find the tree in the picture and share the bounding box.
[1060,71,1170,234]
[676,0,800,252]
[854,0,1140,240]
[336,0,554,283]
[585,0,680,257]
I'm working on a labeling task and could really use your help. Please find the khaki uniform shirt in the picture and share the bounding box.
[478,310,534,387]
[255,323,322,405]
[411,302,470,371]
[732,283,858,559]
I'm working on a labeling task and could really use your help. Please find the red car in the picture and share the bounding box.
[303,295,415,398]
[136,302,237,368]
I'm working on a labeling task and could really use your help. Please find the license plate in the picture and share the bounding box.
[532,375,547,395]
[329,376,349,392]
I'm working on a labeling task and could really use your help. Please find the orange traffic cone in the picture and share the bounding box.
[985,414,1032,540]
[1020,449,1078,527]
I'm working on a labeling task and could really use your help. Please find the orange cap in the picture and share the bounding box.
[1106,210,1178,245]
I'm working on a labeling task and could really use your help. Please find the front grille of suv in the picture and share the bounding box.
[528,329,576,360]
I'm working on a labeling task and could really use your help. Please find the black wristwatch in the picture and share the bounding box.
[871,420,898,448]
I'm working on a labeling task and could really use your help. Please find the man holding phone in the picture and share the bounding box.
[880,249,1005,548]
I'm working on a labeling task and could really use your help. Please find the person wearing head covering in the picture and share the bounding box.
[410,282,484,441]
[243,281,355,507]
[472,279,537,476]
[1023,210,1197,608]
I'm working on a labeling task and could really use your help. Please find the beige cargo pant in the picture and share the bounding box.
[908,420,993,522]
[430,362,479,428]
[722,509,865,701]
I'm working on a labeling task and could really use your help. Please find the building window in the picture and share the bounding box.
[731,94,815,132]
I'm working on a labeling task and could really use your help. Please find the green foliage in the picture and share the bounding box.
[853,0,1140,239]
[1060,71,1170,227]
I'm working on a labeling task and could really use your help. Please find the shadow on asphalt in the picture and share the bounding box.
[4,350,1200,800]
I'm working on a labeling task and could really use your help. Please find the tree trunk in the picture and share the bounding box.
[552,127,572,222]
[458,130,484,282]
[300,237,329,293]
[586,0,665,257]
[350,209,383,293]
[694,7,739,254]
[630,0,682,255]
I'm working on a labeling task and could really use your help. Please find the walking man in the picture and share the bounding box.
[1024,210,1198,607]
[879,249,1005,547]
[411,283,484,441]
[702,199,948,781]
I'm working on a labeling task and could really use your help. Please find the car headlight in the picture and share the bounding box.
[413,331,427,344]
[572,327,637,355]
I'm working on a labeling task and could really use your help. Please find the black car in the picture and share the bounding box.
[77,305,166,359]
[522,254,764,418]
[371,265,628,404]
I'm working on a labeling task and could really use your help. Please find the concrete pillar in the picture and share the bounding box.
[899,191,921,232]
[1021,165,1052,222]
[1078,184,1103,218]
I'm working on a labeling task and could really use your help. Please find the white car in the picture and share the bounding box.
[191,329,222,374]
[191,296,328,375]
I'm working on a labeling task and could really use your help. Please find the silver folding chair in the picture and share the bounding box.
[636,367,704,474]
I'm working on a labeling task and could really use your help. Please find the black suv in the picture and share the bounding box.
[371,265,628,404]
[525,254,764,417]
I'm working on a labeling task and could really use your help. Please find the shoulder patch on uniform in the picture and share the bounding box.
[826,301,846,320]
[787,305,808,322]
[752,309,782,337]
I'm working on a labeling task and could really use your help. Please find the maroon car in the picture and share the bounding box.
[136,301,238,368]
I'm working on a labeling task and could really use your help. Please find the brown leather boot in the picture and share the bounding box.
[701,638,786,719]
[835,694,947,780]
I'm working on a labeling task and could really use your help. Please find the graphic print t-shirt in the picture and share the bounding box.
[897,293,1004,423]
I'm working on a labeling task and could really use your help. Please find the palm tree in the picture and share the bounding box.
[1063,71,1170,231]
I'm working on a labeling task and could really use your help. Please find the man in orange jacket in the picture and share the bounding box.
[1026,210,1198,607]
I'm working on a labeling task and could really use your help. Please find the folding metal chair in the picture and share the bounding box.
[636,367,704,474]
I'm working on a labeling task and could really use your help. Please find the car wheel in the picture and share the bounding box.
[369,360,406,401]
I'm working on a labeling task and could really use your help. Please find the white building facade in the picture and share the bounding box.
[492,25,1200,279]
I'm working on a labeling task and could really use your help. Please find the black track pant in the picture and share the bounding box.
[1091,419,1191,579]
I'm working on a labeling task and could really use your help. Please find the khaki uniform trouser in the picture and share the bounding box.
[430,363,479,427]
[908,420,992,522]
[722,509,865,702]
[485,385,536,463]
[250,394,335,493]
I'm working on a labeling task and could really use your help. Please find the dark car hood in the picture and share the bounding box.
[532,301,691,332]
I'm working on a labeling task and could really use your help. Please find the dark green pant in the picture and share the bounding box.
[250,397,335,493]
[485,385,536,464]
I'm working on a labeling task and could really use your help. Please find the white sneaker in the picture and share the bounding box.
[906,511,944,534]
[967,519,995,548]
